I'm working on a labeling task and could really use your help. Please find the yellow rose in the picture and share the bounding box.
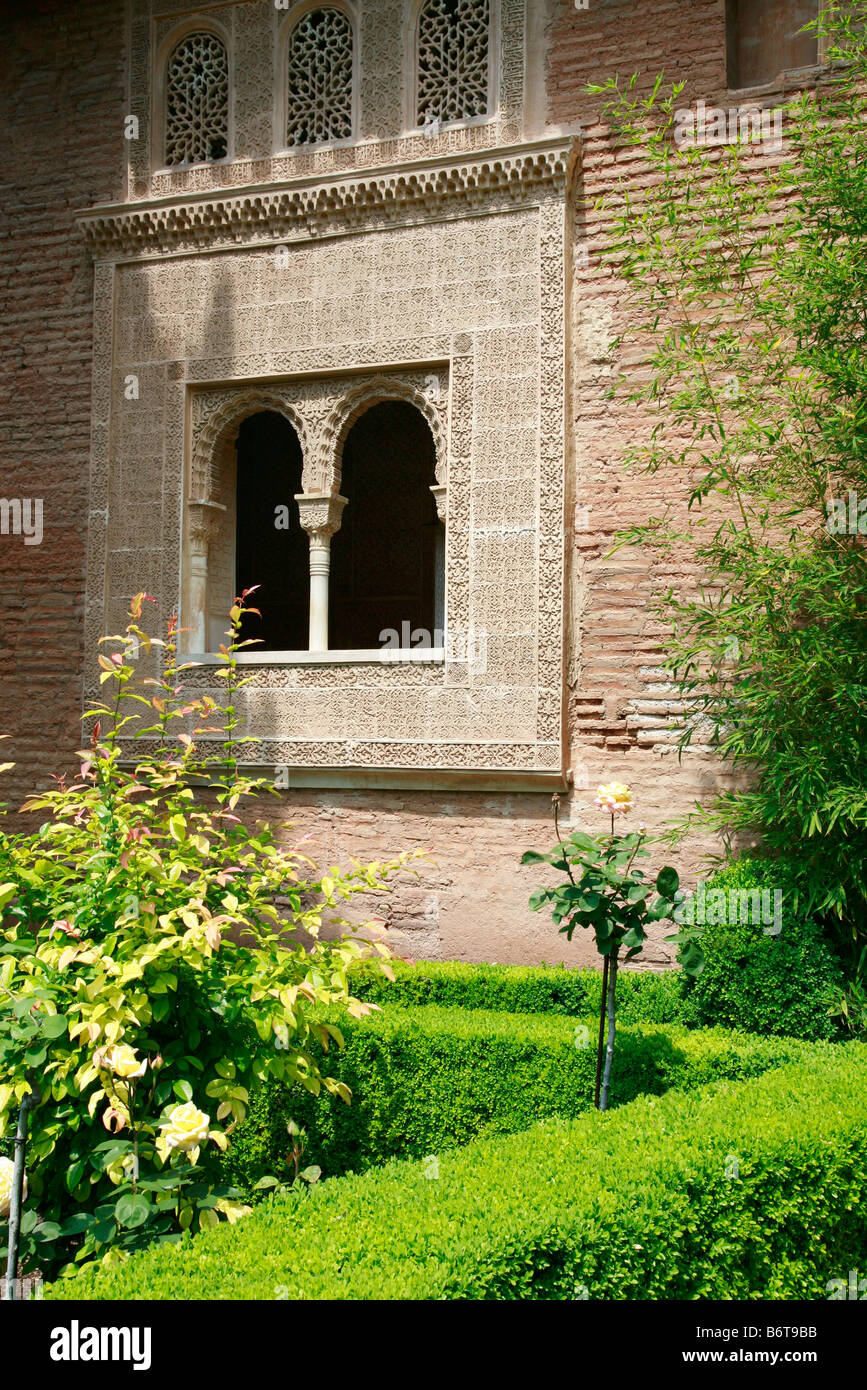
[98,1044,147,1080]
[160,1102,210,1153]
[594,781,632,816]
[0,1155,25,1219]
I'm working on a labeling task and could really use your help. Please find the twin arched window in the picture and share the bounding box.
[163,3,491,168]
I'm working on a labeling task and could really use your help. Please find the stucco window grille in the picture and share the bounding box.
[416,0,490,128]
[164,32,229,165]
[286,8,354,146]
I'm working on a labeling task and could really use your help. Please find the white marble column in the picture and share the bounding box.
[186,499,226,653]
[296,493,347,651]
[430,484,447,640]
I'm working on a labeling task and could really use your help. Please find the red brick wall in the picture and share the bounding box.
[547,0,729,127]
[0,0,126,809]
[538,0,821,955]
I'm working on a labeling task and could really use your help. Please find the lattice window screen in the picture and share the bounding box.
[417,0,490,127]
[286,9,354,146]
[165,32,229,166]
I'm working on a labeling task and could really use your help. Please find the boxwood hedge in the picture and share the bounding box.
[679,858,842,1040]
[55,1043,867,1301]
[352,957,684,1021]
[222,1005,810,1189]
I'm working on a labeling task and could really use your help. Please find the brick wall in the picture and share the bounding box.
[0,0,126,808]
[539,0,817,959]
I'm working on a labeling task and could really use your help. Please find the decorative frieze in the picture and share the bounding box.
[77,142,573,262]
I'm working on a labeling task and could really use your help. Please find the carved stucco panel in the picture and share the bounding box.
[95,176,567,775]
[188,369,448,500]
[133,0,526,201]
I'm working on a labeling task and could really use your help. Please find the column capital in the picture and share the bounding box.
[430,484,447,524]
[295,492,347,540]
[187,498,227,554]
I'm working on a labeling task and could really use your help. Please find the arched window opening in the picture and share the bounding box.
[235,412,308,651]
[165,31,229,166]
[416,0,490,129]
[329,401,442,651]
[286,8,354,147]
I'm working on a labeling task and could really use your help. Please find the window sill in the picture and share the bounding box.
[154,156,233,175]
[405,112,496,139]
[184,648,446,666]
[726,63,826,99]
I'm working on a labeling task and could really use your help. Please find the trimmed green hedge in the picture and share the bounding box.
[222,1005,810,1189]
[57,1043,867,1301]
[679,858,842,1040]
[353,957,684,1022]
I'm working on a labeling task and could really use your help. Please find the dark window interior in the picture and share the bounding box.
[329,400,441,651]
[727,0,819,88]
[235,410,308,651]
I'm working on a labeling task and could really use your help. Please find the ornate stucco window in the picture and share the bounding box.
[164,30,229,166]
[416,0,491,129]
[81,0,572,788]
[183,375,448,659]
[285,7,355,147]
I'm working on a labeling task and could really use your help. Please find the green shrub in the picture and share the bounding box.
[0,595,410,1282]
[222,1005,809,1188]
[353,958,684,1022]
[56,1043,867,1301]
[679,859,842,1039]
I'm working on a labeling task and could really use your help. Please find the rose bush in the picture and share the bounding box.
[0,592,420,1281]
[522,784,702,1109]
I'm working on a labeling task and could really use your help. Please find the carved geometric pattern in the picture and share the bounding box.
[417,0,490,126]
[190,370,448,502]
[537,195,567,744]
[319,376,448,494]
[165,32,229,166]
[79,147,571,259]
[191,388,312,500]
[127,734,556,772]
[359,0,404,139]
[185,369,450,650]
[85,116,570,778]
[286,8,354,146]
[131,0,526,202]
